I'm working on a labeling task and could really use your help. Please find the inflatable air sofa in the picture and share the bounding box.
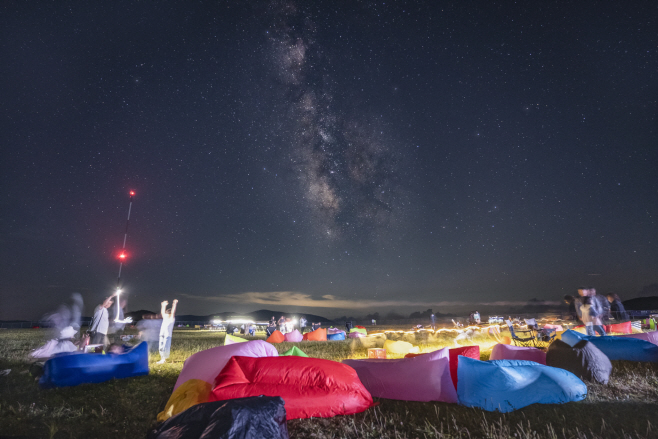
[209,356,374,419]
[40,342,149,388]
[175,340,278,390]
[343,347,457,403]
[561,330,658,362]
[457,357,587,412]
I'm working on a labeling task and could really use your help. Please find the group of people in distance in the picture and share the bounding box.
[266,315,320,336]
[88,292,178,364]
[563,287,629,336]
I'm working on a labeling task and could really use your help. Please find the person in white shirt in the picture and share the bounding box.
[88,295,114,347]
[157,299,178,364]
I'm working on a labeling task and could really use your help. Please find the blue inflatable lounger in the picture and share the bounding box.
[561,330,658,362]
[40,342,149,388]
[457,356,587,413]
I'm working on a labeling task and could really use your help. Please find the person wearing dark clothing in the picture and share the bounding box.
[607,294,630,321]
[591,289,611,322]
[577,288,607,336]
[563,295,579,322]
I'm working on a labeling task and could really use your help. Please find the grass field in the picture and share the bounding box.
[1,327,657,439]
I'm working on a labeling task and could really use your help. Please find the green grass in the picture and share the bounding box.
[0,328,657,438]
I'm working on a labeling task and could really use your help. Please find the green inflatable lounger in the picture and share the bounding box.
[40,342,149,388]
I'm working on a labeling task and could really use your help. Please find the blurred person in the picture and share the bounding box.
[278,315,286,333]
[108,296,129,341]
[88,295,114,347]
[299,316,307,333]
[591,288,611,322]
[579,296,606,336]
[157,299,178,364]
[563,295,580,322]
[266,318,276,336]
[137,314,161,353]
[607,294,630,321]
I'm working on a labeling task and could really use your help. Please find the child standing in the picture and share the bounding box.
[580,296,605,336]
[157,299,178,364]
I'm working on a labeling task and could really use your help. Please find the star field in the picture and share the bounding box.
[0,1,656,320]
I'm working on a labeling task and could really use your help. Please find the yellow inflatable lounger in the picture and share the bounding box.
[157,379,212,422]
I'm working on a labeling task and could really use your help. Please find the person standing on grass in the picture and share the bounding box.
[108,296,128,342]
[579,296,606,336]
[158,299,178,364]
[607,294,630,321]
[88,295,114,347]
[299,316,307,333]
[563,295,580,322]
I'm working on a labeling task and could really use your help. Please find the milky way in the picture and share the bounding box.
[265,1,410,242]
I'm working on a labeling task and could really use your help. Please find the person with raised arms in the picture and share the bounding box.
[157,299,178,364]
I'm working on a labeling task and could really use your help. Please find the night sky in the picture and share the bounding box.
[1,1,656,321]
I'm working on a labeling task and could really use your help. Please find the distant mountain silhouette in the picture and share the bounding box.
[125,309,334,324]
[622,296,658,311]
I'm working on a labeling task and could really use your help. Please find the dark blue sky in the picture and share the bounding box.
[1,1,656,320]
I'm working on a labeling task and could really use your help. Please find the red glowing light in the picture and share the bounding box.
[118,252,127,260]
[129,191,135,196]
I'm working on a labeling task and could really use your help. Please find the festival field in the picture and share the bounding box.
[1,327,657,439]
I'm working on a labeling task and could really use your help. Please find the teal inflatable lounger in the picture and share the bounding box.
[40,342,149,388]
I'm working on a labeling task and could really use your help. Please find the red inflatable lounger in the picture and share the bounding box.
[606,321,632,334]
[210,356,374,420]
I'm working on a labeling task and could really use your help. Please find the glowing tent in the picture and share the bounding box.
[342,347,457,403]
[174,340,278,391]
[209,356,374,419]
[383,339,419,355]
[457,357,587,412]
